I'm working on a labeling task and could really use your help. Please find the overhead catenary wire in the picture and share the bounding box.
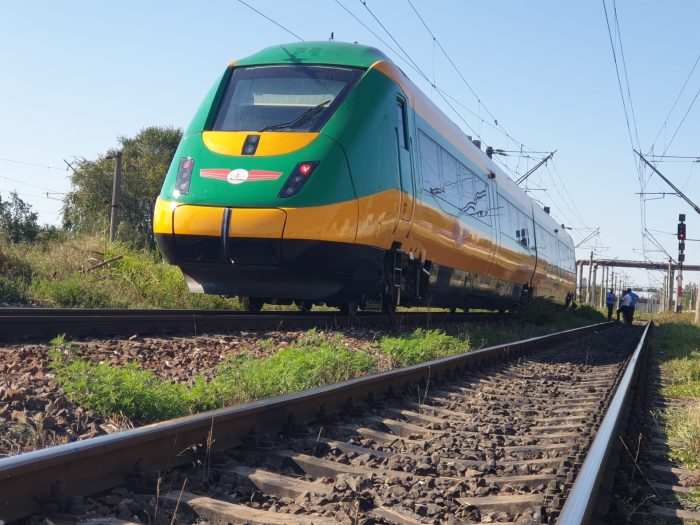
[0,174,64,194]
[235,0,304,41]
[332,0,409,66]
[404,0,532,153]
[649,53,700,154]
[0,157,65,171]
[659,82,700,157]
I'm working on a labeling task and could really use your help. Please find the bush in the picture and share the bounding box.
[32,274,117,308]
[0,240,33,303]
[5,234,240,309]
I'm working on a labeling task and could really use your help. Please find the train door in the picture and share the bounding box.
[394,96,414,238]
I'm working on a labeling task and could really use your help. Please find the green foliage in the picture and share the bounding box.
[512,298,605,326]
[649,318,700,474]
[32,274,116,308]
[207,330,377,405]
[63,126,182,248]
[49,337,189,422]
[49,329,377,422]
[1,234,238,308]
[0,238,33,303]
[0,191,40,244]
[656,319,700,399]
[664,404,700,470]
[380,328,466,366]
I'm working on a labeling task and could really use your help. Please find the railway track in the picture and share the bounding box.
[0,321,651,524]
[0,308,503,342]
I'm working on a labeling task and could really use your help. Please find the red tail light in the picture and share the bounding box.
[278,161,319,198]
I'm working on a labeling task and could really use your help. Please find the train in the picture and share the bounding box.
[153,42,576,313]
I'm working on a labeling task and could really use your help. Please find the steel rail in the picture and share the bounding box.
[556,321,653,524]
[0,321,614,522]
[0,309,503,342]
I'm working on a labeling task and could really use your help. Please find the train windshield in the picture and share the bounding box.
[212,65,363,132]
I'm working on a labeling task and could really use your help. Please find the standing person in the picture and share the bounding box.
[617,289,629,321]
[605,289,616,320]
[626,288,638,324]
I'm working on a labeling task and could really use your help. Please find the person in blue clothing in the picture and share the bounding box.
[605,289,616,320]
[624,288,638,324]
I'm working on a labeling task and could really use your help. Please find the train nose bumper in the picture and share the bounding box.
[154,198,287,265]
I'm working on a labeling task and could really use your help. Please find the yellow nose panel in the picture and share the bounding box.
[228,208,286,238]
[173,205,224,237]
[202,131,319,157]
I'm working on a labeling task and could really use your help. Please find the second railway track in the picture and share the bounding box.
[0,308,505,341]
[0,321,651,524]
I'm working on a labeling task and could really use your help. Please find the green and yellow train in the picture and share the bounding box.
[154,42,576,313]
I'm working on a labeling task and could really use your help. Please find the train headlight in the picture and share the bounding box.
[278,161,319,198]
[175,157,194,195]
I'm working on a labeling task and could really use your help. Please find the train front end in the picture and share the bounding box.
[154,43,386,309]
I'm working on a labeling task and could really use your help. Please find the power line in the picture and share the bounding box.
[0,174,64,193]
[660,81,700,157]
[0,157,64,171]
[348,0,483,142]
[235,0,304,41]
[333,0,406,62]
[602,0,637,153]
[612,0,642,154]
[341,0,558,187]
[650,53,700,153]
[357,0,428,86]
[405,0,531,152]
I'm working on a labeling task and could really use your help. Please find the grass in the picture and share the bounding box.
[49,330,377,423]
[49,336,191,421]
[665,403,700,470]
[380,328,465,366]
[47,303,606,426]
[642,313,700,483]
[205,330,377,406]
[0,234,239,309]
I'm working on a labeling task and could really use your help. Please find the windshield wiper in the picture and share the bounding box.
[259,100,331,132]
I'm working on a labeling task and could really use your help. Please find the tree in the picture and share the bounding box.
[0,191,40,243]
[63,126,182,247]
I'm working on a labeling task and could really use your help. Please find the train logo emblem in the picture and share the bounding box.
[227,169,249,185]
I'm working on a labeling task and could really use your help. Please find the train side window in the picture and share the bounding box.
[472,175,489,222]
[440,148,460,207]
[520,228,529,247]
[396,99,408,150]
[418,131,442,194]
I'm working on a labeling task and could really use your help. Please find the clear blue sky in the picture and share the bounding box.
[2,1,699,291]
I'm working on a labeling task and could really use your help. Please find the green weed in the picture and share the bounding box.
[49,330,377,422]
[649,317,700,474]
[664,403,700,470]
[49,336,189,422]
[207,331,377,405]
[380,328,466,366]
